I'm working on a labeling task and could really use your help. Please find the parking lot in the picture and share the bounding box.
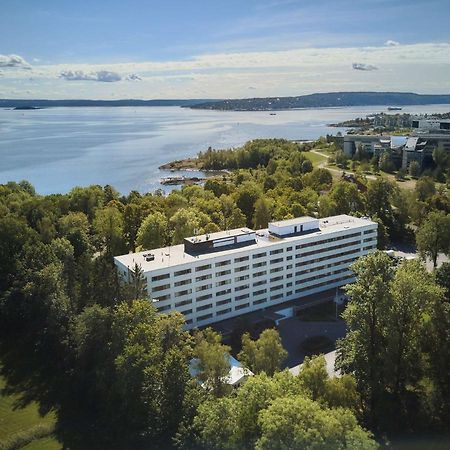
[277,316,346,368]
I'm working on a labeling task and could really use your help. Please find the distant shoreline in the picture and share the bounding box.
[3,92,450,111]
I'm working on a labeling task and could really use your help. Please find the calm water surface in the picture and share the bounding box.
[1,104,450,194]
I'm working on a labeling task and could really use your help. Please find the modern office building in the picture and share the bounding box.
[114,215,378,329]
[343,132,450,170]
[411,118,450,133]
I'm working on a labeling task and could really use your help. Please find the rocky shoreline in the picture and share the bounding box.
[158,157,204,171]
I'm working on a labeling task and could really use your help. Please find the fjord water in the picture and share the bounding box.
[1,104,450,195]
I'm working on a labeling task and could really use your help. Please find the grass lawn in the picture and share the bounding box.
[21,436,62,450]
[302,151,328,166]
[0,376,60,449]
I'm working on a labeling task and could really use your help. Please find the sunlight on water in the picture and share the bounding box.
[1,104,450,194]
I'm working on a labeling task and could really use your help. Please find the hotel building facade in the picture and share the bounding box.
[114,215,378,329]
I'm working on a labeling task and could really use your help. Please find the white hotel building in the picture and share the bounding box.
[114,215,377,329]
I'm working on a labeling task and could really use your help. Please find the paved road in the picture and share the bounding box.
[277,317,346,368]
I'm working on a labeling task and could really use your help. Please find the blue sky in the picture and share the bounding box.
[1,0,450,99]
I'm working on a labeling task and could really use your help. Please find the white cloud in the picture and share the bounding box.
[59,70,122,82]
[0,54,31,69]
[385,40,400,47]
[2,42,450,99]
[352,62,378,71]
[126,73,142,81]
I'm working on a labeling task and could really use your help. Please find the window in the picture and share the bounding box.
[235,265,249,273]
[253,261,267,268]
[196,303,212,312]
[235,284,249,292]
[235,275,250,282]
[152,273,170,282]
[286,246,293,252]
[254,298,266,305]
[215,260,231,267]
[174,268,191,277]
[253,280,267,287]
[197,293,213,302]
[196,264,211,272]
[180,308,192,315]
[152,283,170,292]
[234,256,249,263]
[270,275,283,283]
[253,270,267,277]
[174,289,192,297]
[270,257,283,265]
[270,248,283,255]
[253,252,267,259]
[271,293,283,301]
[157,304,171,312]
[174,279,190,287]
[270,267,283,274]
[254,288,267,296]
[217,308,232,316]
[216,279,231,287]
[196,284,212,292]
[198,313,213,321]
[217,288,232,296]
[236,302,249,310]
[235,293,250,301]
[175,299,191,307]
[153,294,170,301]
[217,298,231,306]
[216,269,231,277]
[270,284,283,292]
[196,274,212,282]
[286,255,293,261]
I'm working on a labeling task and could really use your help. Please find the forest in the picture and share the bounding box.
[1,138,450,449]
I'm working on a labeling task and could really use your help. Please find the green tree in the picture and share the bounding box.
[123,203,143,251]
[170,208,209,244]
[256,395,376,450]
[432,143,448,169]
[194,328,231,397]
[435,261,450,300]
[408,161,421,178]
[136,211,168,250]
[235,181,262,227]
[416,211,450,268]
[366,178,395,224]
[253,197,271,229]
[336,251,394,426]
[93,206,125,255]
[415,176,436,202]
[238,329,287,376]
[379,152,395,173]
[123,262,148,301]
[385,260,443,405]
[330,182,364,215]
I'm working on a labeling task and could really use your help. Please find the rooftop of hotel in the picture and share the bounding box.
[184,227,255,245]
[269,216,317,227]
[114,214,376,273]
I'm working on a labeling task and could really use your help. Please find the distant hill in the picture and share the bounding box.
[0,99,218,108]
[3,92,450,111]
[187,92,450,111]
